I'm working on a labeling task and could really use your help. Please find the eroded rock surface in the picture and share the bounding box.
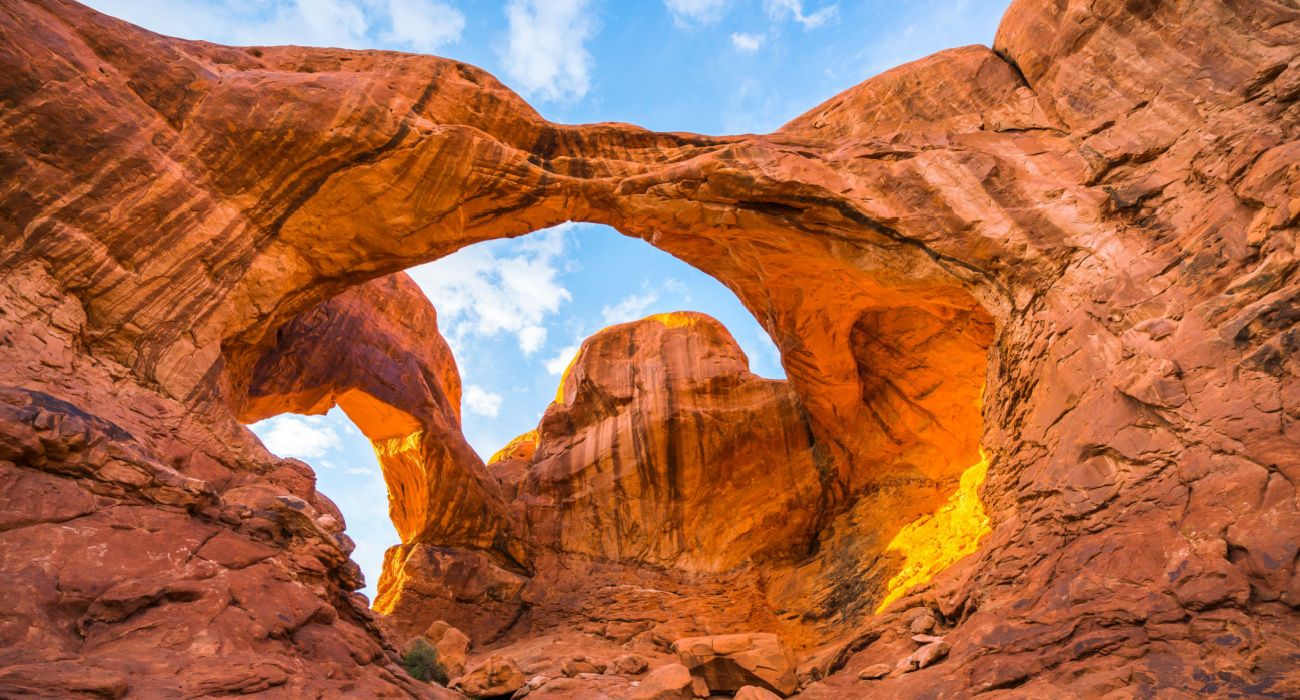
[374,313,840,651]
[522,312,823,570]
[234,272,511,554]
[672,632,799,697]
[1,0,1298,697]
[451,655,525,698]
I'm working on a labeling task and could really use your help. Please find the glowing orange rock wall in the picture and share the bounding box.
[232,272,515,555]
[518,312,825,570]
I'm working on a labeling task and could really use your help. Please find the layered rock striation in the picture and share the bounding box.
[373,312,827,647]
[0,0,1298,697]
[521,311,824,571]
[233,272,515,557]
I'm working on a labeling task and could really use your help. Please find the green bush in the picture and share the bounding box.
[400,639,449,685]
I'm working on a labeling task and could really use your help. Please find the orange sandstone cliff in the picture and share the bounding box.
[0,0,1298,697]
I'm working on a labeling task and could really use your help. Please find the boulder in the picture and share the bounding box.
[736,686,784,700]
[858,663,893,680]
[561,656,608,677]
[453,656,526,698]
[903,608,937,635]
[899,641,951,673]
[630,664,694,700]
[613,654,650,675]
[423,620,471,679]
[672,633,798,696]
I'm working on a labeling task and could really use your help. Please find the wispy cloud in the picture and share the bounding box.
[664,0,730,25]
[382,0,466,53]
[840,0,995,78]
[463,385,504,417]
[83,0,465,53]
[544,344,581,375]
[730,32,764,51]
[662,277,691,299]
[502,0,596,101]
[721,77,790,134]
[601,290,660,325]
[408,225,573,356]
[765,0,837,29]
[250,414,341,460]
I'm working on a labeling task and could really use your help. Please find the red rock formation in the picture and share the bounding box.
[522,312,823,570]
[1,0,1298,697]
[232,272,517,557]
[673,633,799,696]
[370,311,834,662]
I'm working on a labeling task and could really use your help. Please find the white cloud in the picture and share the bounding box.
[81,0,463,53]
[836,0,999,79]
[664,0,729,25]
[662,277,691,299]
[250,414,341,460]
[545,344,581,375]
[721,77,787,134]
[463,385,504,417]
[765,0,837,29]
[502,0,596,102]
[286,0,369,46]
[601,290,659,325]
[517,326,547,355]
[382,0,466,52]
[408,225,573,356]
[730,32,764,52]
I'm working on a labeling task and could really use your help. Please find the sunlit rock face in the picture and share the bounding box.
[524,312,824,570]
[232,273,515,556]
[371,311,829,645]
[1,0,1298,697]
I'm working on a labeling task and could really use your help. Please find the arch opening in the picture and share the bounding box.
[230,214,998,648]
[238,223,792,600]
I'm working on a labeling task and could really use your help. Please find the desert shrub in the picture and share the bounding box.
[400,638,449,685]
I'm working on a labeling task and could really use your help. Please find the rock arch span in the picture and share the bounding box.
[0,0,1297,697]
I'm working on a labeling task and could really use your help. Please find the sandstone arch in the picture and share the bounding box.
[1,0,1298,697]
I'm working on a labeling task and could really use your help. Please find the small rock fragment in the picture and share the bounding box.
[614,653,650,675]
[509,675,549,699]
[630,664,694,700]
[908,612,936,634]
[561,655,608,677]
[422,620,470,679]
[899,641,951,673]
[671,632,797,696]
[452,655,525,698]
[736,686,783,700]
[857,663,893,680]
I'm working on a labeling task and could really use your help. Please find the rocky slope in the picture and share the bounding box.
[0,0,1298,697]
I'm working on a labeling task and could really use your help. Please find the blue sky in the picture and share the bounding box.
[83,0,1010,598]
